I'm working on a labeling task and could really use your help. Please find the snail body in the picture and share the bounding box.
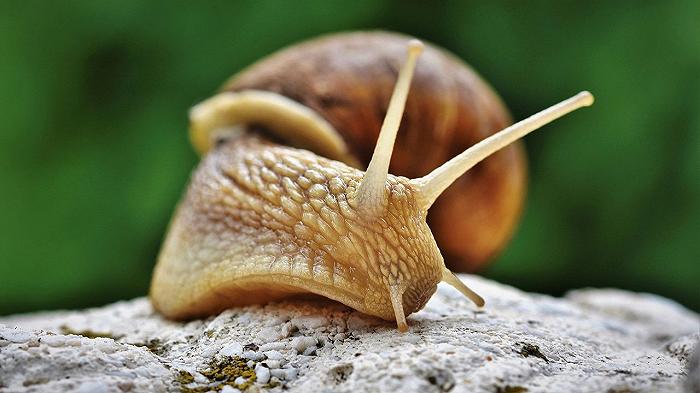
[150,32,594,331]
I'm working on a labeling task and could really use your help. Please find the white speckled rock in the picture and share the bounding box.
[0,275,697,393]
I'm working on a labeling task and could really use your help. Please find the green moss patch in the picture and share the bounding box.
[177,356,257,392]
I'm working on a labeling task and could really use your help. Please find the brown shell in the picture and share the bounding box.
[223,31,526,271]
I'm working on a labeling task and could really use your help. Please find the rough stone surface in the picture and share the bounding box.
[0,275,697,393]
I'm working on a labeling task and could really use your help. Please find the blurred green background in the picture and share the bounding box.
[1,1,698,315]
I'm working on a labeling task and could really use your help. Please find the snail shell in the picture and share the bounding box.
[150,32,594,331]
[219,31,526,271]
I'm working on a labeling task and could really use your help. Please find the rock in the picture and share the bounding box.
[292,336,317,354]
[0,275,697,393]
[219,342,243,357]
[255,326,288,343]
[1,328,33,343]
[259,342,286,352]
[302,346,317,356]
[264,350,284,360]
[291,315,329,330]
[220,386,241,393]
[241,350,264,361]
[263,360,281,369]
[254,363,271,384]
[687,345,700,393]
[346,311,383,331]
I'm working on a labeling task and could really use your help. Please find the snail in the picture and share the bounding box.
[150,31,594,331]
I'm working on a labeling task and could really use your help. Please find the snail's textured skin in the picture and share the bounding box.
[225,31,526,271]
[151,136,442,321]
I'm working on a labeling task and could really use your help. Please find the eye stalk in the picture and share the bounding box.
[354,40,424,216]
[412,91,594,209]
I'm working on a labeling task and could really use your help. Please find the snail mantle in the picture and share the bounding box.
[1,275,698,393]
